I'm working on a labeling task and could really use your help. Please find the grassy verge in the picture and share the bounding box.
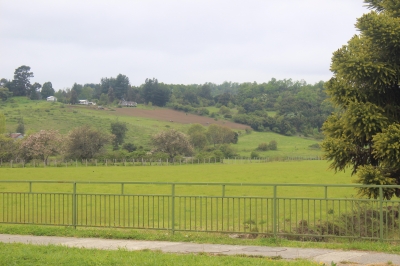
[0,242,319,266]
[1,224,400,255]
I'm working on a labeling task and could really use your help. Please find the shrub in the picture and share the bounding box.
[268,140,277,150]
[245,128,252,134]
[250,151,259,158]
[257,142,269,151]
[122,143,136,153]
[308,143,320,150]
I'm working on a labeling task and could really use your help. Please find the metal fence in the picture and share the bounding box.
[0,181,399,241]
[0,156,323,168]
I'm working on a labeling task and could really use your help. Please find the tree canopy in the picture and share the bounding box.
[8,65,33,96]
[322,0,400,199]
[151,129,194,159]
[65,125,113,159]
[110,121,128,149]
[19,130,62,164]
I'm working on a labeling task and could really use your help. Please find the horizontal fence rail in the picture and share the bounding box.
[0,181,399,241]
[0,156,323,168]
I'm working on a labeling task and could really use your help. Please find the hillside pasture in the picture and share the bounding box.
[0,97,322,156]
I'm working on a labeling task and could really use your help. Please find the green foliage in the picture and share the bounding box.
[268,140,277,150]
[0,135,16,160]
[257,140,277,151]
[218,144,238,158]
[16,123,24,135]
[219,106,231,115]
[250,151,259,158]
[41,82,55,99]
[0,112,5,134]
[0,87,12,101]
[322,1,400,199]
[110,121,128,149]
[354,165,397,199]
[122,143,136,153]
[65,125,113,159]
[257,142,269,151]
[206,124,236,147]
[8,65,33,97]
[151,129,194,159]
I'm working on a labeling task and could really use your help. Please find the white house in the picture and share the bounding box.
[79,100,88,105]
[46,96,57,102]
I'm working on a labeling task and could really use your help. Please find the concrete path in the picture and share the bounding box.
[0,234,399,265]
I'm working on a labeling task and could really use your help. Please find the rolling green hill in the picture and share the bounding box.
[0,97,322,157]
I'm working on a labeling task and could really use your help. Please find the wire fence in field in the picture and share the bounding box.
[0,181,399,241]
[0,156,323,168]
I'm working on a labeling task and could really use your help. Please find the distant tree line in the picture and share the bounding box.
[1,66,332,138]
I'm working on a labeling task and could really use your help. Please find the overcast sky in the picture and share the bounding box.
[1,0,368,90]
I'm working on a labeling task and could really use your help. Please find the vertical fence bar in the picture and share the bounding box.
[72,182,77,229]
[379,186,383,241]
[171,184,175,234]
[273,185,277,238]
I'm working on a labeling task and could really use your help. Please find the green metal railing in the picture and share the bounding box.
[0,181,399,241]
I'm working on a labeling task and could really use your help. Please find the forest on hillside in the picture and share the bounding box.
[1,66,332,138]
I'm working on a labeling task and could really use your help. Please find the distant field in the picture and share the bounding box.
[0,97,322,156]
[0,161,353,197]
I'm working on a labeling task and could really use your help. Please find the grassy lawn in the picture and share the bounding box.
[0,162,399,254]
[1,224,400,255]
[0,162,364,239]
[235,131,321,157]
[0,161,352,197]
[0,242,319,266]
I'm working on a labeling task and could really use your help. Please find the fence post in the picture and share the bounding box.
[273,185,277,238]
[171,184,176,234]
[72,182,77,229]
[379,186,383,241]
[222,185,225,197]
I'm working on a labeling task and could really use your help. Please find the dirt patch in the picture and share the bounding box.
[114,107,250,130]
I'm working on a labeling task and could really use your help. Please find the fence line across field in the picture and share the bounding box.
[0,181,399,241]
[0,156,323,168]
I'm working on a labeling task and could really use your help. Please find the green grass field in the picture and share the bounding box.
[0,161,352,196]
[0,161,367,236]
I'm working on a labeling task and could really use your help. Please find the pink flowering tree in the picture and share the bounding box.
[19,130,63,164]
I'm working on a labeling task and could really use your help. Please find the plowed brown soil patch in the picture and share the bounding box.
[115,107,250,130]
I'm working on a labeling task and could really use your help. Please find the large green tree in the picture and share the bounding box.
[110,121,128,149]
[8,65,33,96]
[151,129,194,159]
[65,125,113,159]
[322,0,400,199]
[41,82,55,99]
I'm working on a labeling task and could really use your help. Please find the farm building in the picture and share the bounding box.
[46,96,57,102]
